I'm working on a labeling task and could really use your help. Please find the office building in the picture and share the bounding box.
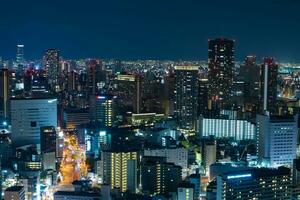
[199,117,256,140]
[216,167,291,200]
[141,156,182,195]
[0,68,9,119]
[89,95,115,127]
[174,66,199,131]
[257,114,297,167]
[4,186,25,200]
[240,56,260,112]
[44,49,60,92]
[259,57,278,114]
[10,98,57,147]
[115,74,142,114]
[208,38,234,109]
[63,108,90,129]
[40,126,56,153]
[101,150,138,192]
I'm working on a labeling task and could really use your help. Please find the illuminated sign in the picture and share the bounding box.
[227,174,252,179]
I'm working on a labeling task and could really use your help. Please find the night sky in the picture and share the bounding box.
[0,0,300,61]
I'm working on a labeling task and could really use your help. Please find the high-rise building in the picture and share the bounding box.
[240,56,260,112]
[63,108,90,129]
[0,68,9,119]
[67,70,78,92]
[259,57,278,114]
[116,74,142,114]
[174,66,199,132]
[40,126,56,153]
[89,95,115,127]
[10,98,57,147]
[141,156,182,195]
[208,38,234,109]
[44,49,60,92]
[101,150,138,193]
[16,44,25,64]
[86,59,103,95]
[216,167,291,200]
[257,114,297,167]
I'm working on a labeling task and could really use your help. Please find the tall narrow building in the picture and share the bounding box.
[0,68,9,119]
[44,49,60,92]
[174,66,198,132]
[259,57,278,114]
[16,44,25,64]
[240,55,260,112]
[208,38,234,109]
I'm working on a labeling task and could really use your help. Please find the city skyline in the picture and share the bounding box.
[1,0,300,61]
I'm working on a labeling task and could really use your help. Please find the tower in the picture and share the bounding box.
[174,66,198,132]
[208,38,235,109]
[259,57,278,114]
[0,68,9,119]
[44,49,60,92]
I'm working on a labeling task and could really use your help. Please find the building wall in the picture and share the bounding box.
[11,99,57,147]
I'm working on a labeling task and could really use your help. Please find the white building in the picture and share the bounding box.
[199,117,255,140]
[257,114,298,167]
[144,147,188,174]
[10,98,57,147]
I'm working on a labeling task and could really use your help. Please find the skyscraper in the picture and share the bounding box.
[44,49,60,92]
[86,59,103,95]
[259,57,278,114]
[0,68,9,119]
[208,38,234,109]
[240,55,260,112]
[174,66,198,132]
[116,74,142,114]
[16,44,24,64]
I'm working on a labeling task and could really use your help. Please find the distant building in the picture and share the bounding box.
[174,66,199,132]
[44,49,60,92]
[208,38,234,109]
[257,114,297,167]
[10,98,57,147]
[4,186,25,200]
[16,44,25,64]
[216,167,291,200]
